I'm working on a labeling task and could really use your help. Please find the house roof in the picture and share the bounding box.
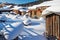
[42,6,60,16]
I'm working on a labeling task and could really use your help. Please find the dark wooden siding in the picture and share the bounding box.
[46,14,60,40]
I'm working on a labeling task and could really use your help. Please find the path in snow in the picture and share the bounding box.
[18,20,47,40]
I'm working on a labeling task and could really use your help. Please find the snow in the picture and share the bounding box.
[53,0,60,1]
[11,6,22,10]
[42,6,60,16]
[37,1,60,7]
[28,0,60,9]
[3,5,12,9]
[0,14,7,21]
[22,13,32,25]
[0,23,5,30]
[19,17,46,40]
[39,17,45,23]
[4,22,24,40]
[19,7,29,12]
[21,35,47,40]
[19,9,29,12]
[0,12,47,40]
[28,6,37,9]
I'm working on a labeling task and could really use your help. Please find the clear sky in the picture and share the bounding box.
[0,0,38,4]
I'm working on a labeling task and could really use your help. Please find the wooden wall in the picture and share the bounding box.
[13,10,22,15]
[12,6,49,19]
[36,9,42,18]
[28,9,42,18]
[46,13,60,40]
[28,6,49,19]
[40,6,49,11]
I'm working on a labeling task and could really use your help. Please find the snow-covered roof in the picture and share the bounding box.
[37,1,52,7]
[3,5,12,9]
[12,6,29,12]
[28,6,37,9]
[28,0,60,9]
[53,0,60,1]
[19,7,29,12]
[34,1,60,7]
[19,8,29,12]
[28,1,52,9]
[11,6,22,10]
[42,6,60,16]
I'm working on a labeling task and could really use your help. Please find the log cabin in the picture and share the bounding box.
[42,6,60,40]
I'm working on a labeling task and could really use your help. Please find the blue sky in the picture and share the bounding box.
[0,0,38,4]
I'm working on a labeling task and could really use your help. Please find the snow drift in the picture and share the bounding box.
[4,22,24,40]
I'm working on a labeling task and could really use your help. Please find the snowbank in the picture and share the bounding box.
[39,17,45,23]
[4,22,24,40]
[0,23,5,30]
[0,15,7,21]
[22,13,31,25]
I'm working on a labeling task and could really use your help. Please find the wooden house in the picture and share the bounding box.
[42,6,60,40]
[36,8,42,18]
[28,9,42,18]
[13,9,22,15]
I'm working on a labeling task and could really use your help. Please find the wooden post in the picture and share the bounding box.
[29,10,32,17]
[32,10,35,18]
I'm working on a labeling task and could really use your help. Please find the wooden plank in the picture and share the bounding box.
[28,10,32,17]
[46,16,49,35]
[32,10,35,18]
[52,14,56,36]
[50,16,53,35]
[58,16,60,38]
[46,14,60,40]
[46,15,51,35]
[58,16,60,39]
[49,17,51,35]
[36,9,42,18]
[56,16,59,38]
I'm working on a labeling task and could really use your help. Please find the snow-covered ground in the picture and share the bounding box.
[0,13,47,40]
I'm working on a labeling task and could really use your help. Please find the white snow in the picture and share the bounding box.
[0,23,5,30]
[0,5,47,39]
[22,13,31,25]
[39,17,45,23]
[37,1,60,7]
[3,5,12,9]
[0,10,47,40]
[42,6,60,16]
[28,0,60,10]
[4,22,24,40]
[19,8,29,12]
[0,14,7,21]
[28,6,37,9]
[19,17,46,40]
[11,6,22,10]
